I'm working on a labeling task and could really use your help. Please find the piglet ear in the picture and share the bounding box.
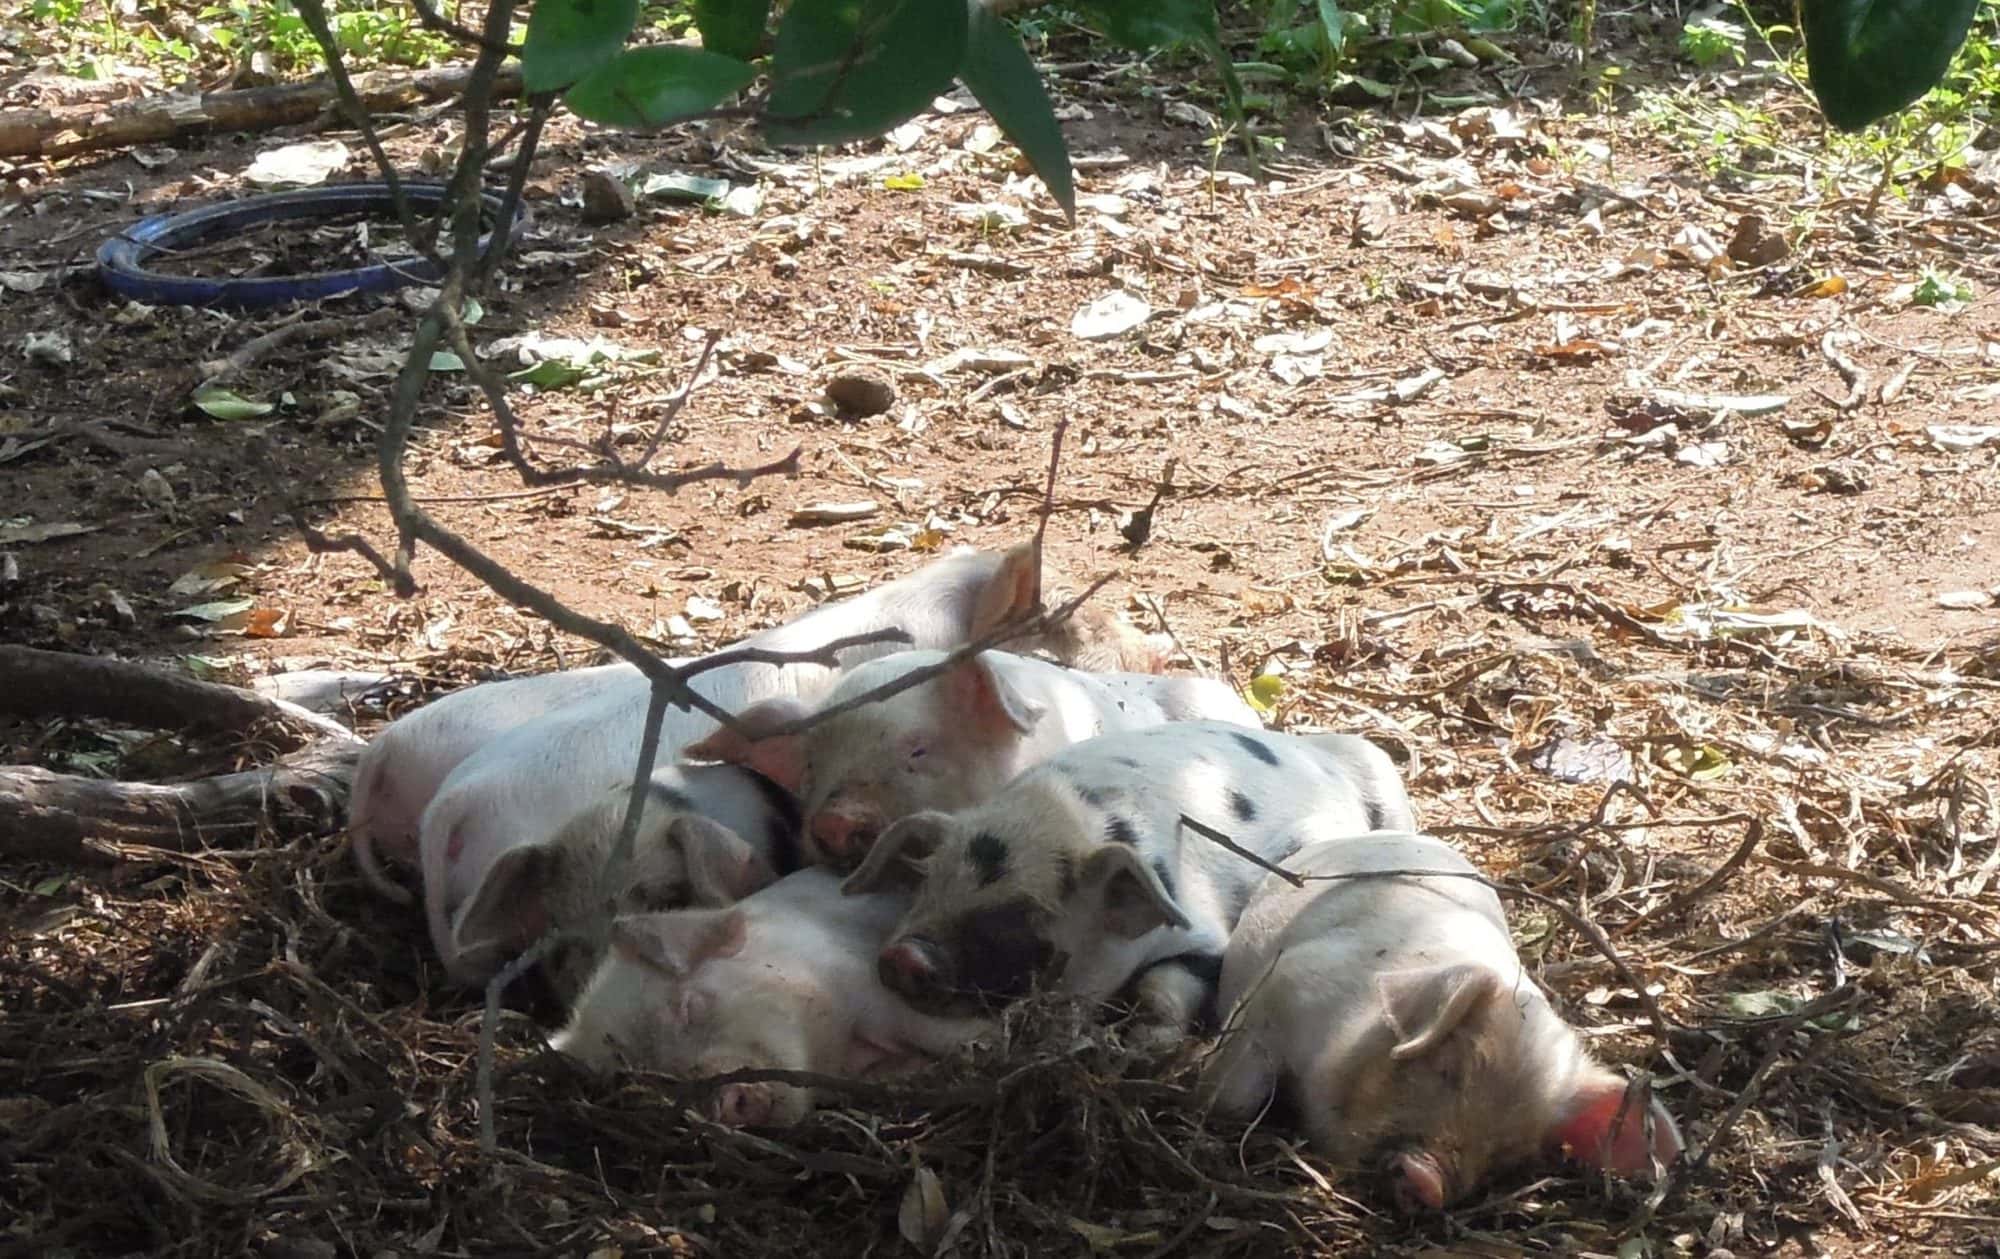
[452,842,556,957]
[970,542,1043,638]
[1377,963,1508,1062]
[681,698,813,793]
[1081,845,1191,938]
[944,651,1046,735]
[609,907,749,978]
[1550,1071,1684,1178]
[669,815,778,905]
[842,811,947,894]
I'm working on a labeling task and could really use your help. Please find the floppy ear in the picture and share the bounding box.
[452,843,558,956]
[842,811,949,895]
[1550,1071,1685,1178]
[680,697,813,793]
[1080,845,1190,938]
[943,652,1046,735]
[969,542,1042,638]
[1377,963,1509,1061]
[608,908,748,979]
[669,814,778,905]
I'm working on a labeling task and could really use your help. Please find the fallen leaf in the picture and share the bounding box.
[899,1167,948,1252]
[168,559,254,597]
[1928,424,2000,452]
[791,501,881,526]
[882,172,925,191]
[192,384,275,421]
[245,139,349,187]
[1797,275,1849,299]
[1245,673,1285,715]
[0,520,96,545]
[1528,736,1632,784]
[170,596,256,623]
[1937,590,1996,610]
[1070,291,1152,340]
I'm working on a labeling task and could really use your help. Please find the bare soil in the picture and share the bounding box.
[3,26,1999,1259]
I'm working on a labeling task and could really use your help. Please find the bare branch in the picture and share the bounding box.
[412,0,520,56]
[292,0,440,265]
[1177,815,1304,888]
[631,328,724,471]
[669,627,914,684]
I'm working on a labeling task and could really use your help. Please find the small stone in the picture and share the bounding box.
[824,372,897,417]
[580,169,636,224]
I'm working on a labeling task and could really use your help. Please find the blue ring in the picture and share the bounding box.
[95,182,528,309]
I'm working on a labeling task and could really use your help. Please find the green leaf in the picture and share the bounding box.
[429,350,466,372]
[522,0,641,94]
[765,0,969,146]
[192,384,274,420]
[694,0,770,59]
[565,44,756,127]
[1314,0,1345,59]
[1802,0,1978,130]
[1075,0,1218,51]
[1245,672,1285,714]
[959,0,1074,219]
[510,359,592,390]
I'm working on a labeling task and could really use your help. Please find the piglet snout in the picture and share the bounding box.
[811,807,881,865]
[713,1082,773,1128]
[878,936,946,1000]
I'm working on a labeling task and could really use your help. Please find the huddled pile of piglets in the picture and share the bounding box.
[349,539,1682,1210]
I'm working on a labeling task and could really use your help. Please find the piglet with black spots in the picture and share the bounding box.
[684,648,1260,869]
[842,722,1417,1038]
[1200,830,1683,1211]
[555,869,994,1127]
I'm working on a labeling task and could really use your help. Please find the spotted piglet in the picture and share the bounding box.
[1200,830,1683,1211]
[443,766,801,1003]
[555,868,994,1127]
[841,722,1417,1037]
[683,649,1260,869]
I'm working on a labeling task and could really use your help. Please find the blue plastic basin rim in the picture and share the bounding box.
[95,182,528,310]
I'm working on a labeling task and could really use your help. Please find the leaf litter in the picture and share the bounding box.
[4,19,2000,1259]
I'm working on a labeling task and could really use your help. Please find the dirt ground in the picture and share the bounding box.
[3,21,2000,1259]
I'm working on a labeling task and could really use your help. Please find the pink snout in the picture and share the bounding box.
[810,805,883,865]
[713,1081,773,1128]
[877,936,946,1001]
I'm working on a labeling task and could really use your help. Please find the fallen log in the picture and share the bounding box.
[0,645,362,747]
[0,739,360,861]
[0,61,525,160]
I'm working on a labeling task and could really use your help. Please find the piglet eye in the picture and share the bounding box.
[908,745,928,761]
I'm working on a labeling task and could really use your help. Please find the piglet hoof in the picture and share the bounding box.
[713,1082,773,1128]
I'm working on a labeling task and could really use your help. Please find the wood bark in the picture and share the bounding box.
[0,739,360,861]
[0,62,525,160]
[0,645,360,747]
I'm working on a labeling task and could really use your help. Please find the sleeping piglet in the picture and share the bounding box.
[443,767,800,1003]
[683,649,1260,869]
[1200,830,1683,1211]
[350,541,1164,905]
[842,722,1417,1038]
[555,868,994,1127]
